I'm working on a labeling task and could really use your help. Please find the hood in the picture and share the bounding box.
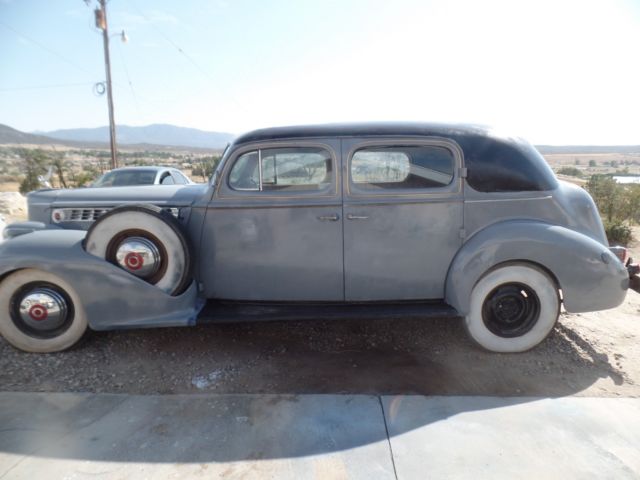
[28,184,209,208]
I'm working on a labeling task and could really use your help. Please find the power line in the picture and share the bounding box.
[123,0,247,113]
[0,21,94,77]
[114,39,144,119]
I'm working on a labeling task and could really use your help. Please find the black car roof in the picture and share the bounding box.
[233,122,496,145]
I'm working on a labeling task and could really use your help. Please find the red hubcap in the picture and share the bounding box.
[124,252,144,270]
[28,304,48,321]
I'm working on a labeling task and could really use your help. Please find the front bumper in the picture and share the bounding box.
[628,263,640,293]
[609,246,640,294]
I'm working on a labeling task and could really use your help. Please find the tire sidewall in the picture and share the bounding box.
[465,264,559,353]
[0,269,88,353]
[85,208,189,295]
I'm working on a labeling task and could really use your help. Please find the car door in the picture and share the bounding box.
[342,137,464,301]
[200,139,344,301]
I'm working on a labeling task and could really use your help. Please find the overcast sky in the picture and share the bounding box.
[1,0,639,144]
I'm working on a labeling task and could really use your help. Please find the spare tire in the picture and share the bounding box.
[85,204,192,296]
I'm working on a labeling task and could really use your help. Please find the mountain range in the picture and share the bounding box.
[37,124,235,150]
[1,123,639,154]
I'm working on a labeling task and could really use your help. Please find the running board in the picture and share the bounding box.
[197,300,460,324]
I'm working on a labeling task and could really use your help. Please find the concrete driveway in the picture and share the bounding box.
[1,392,639,479]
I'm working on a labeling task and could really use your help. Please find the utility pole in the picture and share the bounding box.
[95,0,118,169]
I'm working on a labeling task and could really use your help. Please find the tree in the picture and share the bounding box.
[586,175,631,222]
[192,155,221,181]
[588,159,597,167]
[18,149,49,194]
[51,153,69,189]
[70,165,101,187]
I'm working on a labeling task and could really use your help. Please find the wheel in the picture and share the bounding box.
[465,264,560,353]
[84,205,192,296]
[0,269,87,352]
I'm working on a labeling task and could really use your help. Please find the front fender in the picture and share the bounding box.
[0,230,202,330]
[2,221,59,240]
[445,220,628,315]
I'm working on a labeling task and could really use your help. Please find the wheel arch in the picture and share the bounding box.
[445,220,627,315]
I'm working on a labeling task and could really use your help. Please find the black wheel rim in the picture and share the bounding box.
[9,281,75,339]
[481,282,540,338]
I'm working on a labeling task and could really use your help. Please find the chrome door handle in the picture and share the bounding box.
[347,214,369,220]
[317,214,340,221]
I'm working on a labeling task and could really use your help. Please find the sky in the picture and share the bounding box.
[1,0,639,145]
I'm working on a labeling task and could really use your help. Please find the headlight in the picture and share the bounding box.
[51,209,65,223]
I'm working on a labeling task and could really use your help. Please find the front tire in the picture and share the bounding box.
[465,264,560,353]
[0,269,87,353]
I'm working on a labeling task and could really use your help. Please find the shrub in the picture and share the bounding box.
[557,166,583,177]
[604,221,632,246]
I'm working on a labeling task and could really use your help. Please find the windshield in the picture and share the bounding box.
[92,170,157,187]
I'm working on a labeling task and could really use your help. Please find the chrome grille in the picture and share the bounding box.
[54,207,180,224]
[65,208,110,222]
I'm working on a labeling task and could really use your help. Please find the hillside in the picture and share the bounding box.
[40,124,235,150]
[0,124,67,146]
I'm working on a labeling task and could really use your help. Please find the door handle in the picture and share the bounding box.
[347,214,369,220]
[317,214,340,221]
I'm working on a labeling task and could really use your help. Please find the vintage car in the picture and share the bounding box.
[91,166,194,187]
[0,123,635,354]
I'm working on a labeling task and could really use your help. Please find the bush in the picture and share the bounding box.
[586,175,629,223]
[557,166,583,177]
[604,221,632,246]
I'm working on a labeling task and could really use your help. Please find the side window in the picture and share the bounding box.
[160,172,175,185]
[351,145,454,191]
[228,147,333,193]
[170,171,186,184]
[463,139,559,192]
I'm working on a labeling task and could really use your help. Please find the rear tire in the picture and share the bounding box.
[0,269,87,353]
[85,205,192,296]
[465,264,560,353]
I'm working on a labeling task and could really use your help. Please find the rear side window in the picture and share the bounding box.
[463,138,558,192]
[228,147,333,193]
[350,145,454,191]
[160,173,175,185]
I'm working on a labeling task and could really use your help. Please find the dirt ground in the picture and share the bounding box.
[0,293,638,398]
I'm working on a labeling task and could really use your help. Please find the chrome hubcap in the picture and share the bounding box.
[115,236,161,278]
[18,288,68,332]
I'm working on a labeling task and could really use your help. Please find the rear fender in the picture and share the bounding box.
[445,220,628,315]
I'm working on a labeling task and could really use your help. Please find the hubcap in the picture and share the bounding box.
[115,236,161,278]
[18,288,69,332]
[481,283,540,338]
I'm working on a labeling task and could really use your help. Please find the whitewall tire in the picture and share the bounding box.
[465,264,560,353]
[85,205,192,296]
[0,269,88,353]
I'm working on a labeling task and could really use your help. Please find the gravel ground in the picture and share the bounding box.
[1,292,638,397]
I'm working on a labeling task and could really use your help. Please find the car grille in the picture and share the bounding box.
[57,207,180,223]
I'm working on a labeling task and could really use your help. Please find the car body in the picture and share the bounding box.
[0,122,634,353]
